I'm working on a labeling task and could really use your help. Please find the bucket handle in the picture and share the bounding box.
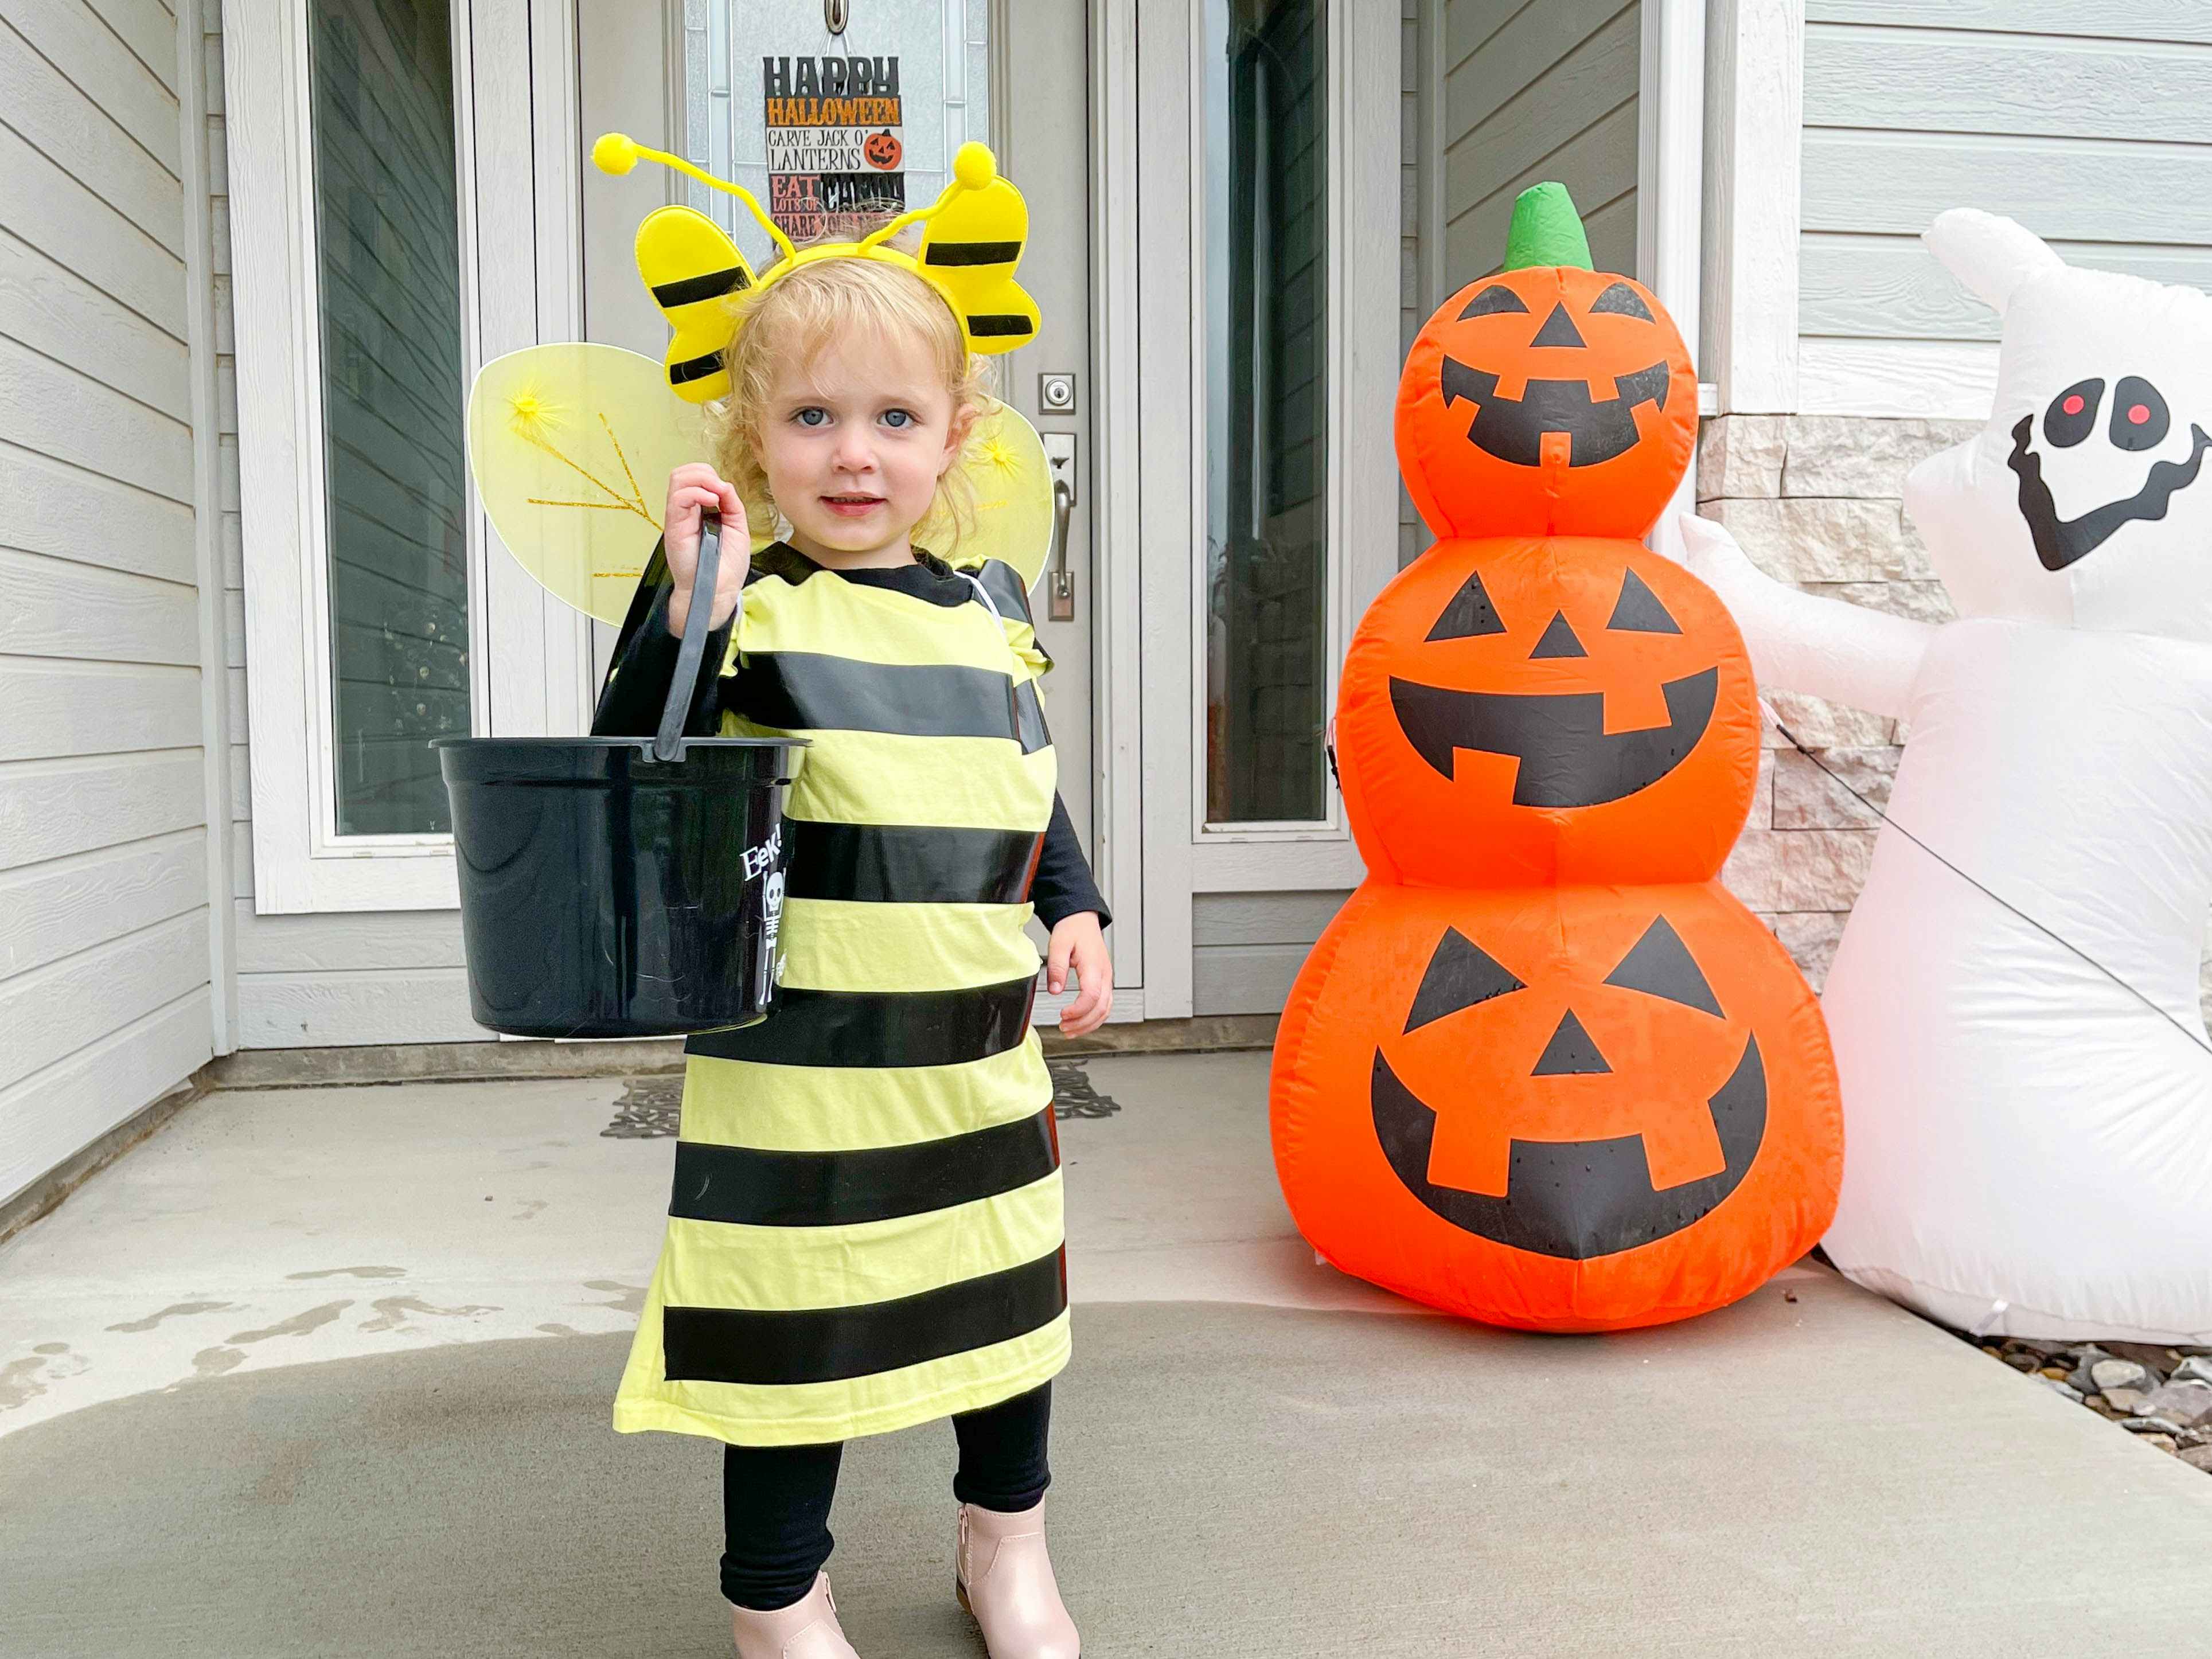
[652,512,725,763]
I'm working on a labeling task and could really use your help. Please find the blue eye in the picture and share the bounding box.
[881,408,914,430]
[795,407,829,427]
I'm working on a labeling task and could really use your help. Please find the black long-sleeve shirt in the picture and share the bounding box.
[591,545,1109,931]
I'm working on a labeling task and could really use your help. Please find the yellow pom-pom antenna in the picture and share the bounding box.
[588,130,795,265]
[951,140,996,191]
[591,132,639,175]
[600,131,1040,367]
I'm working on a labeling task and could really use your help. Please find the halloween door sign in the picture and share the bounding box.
[1271,184,1843,1332]
[681,0,987,270]
[1661,209,2212,1346]
[763,54,907,243]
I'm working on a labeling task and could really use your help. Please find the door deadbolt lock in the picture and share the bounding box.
[1039,373,1077,413]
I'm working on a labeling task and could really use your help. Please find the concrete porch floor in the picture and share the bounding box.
[3,1051,2210,1656]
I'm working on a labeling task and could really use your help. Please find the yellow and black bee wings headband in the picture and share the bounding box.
[589,133,1041,404]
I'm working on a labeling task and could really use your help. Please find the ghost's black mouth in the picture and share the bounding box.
[1387,669,1718,807]
[1441,356,1671,468]
[2006,414,2212,571]
[1371,1037,1766,1260]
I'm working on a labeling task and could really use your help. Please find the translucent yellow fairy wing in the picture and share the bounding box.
[466,343,708,624]
[915,146,1040,355]
[635,206,754,403]
[939,400,1055,590]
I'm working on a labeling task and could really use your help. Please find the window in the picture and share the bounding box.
[1201,0,1329,825]
[309,0,471,836]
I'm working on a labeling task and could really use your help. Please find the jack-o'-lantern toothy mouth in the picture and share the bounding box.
[1369,916,1769,1260]
[1372,1039,1766,1259]
[1441,355,1672,469]
[1387,667,1718,807]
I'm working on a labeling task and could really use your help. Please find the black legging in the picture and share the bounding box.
[720,1383,1052,1611]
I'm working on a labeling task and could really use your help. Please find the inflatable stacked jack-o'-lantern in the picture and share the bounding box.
[1271,185,1843,1331]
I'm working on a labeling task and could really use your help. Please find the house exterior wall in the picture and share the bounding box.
[0,0,228,1207]
[1438,0,1640,286]
[1796,1,2212,416]
[1702,3,2212,1005]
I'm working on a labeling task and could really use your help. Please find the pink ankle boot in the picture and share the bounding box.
[955,1499,1080,1658]
[729,1572,860,1659]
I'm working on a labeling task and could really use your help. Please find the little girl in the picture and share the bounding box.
[589,252,1109,1659]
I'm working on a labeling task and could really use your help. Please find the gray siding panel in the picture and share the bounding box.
[1191,891,1348,1017]
[1800,13,2212,346]
[1439,0,1638,287]
[1401,0,1429,567]
[0,0,214,1207]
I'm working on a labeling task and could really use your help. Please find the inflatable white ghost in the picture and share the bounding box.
[1665,210,2212,1344]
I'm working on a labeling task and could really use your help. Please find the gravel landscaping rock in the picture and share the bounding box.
[2090,1359,2152,1394]
[2135,1382,2212,1428]
[1949,1328,2212,1477]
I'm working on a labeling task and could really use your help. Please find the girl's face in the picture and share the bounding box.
[756,326,966,561]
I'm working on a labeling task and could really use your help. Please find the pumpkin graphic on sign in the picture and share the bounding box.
[1271,183,1842,1331]
[863,129,902,171]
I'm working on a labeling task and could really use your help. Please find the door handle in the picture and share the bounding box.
[1047,475,1076,622]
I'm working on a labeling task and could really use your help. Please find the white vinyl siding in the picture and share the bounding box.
[1799,2,2212,415]
[0,0,223,1205]
[1438,0,1640,287]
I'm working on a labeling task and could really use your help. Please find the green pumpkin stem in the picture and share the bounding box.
[1502,182,1593,273]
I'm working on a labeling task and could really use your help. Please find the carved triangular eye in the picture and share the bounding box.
[1589,281,1655,321]
[1404,928,1526,1033]
[1606,569,1681,634]
[1530,611,1586,659]
[1458,284,1530,319]
[1602,917,1723,1016]
[1426,571,1507,641]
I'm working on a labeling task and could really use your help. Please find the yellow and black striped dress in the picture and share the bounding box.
[595,541,1068,1447]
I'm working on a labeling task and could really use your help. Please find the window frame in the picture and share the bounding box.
[226,0,585,913]
[1184,0,1398,857]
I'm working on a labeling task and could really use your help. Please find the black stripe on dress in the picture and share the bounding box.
[685,975,1038,1068]
[976,559,1035,626]
[785,819,1043,904]
[661,1248,1067,1387]
[669,1106,1059,1229]
[1013,680,1050,755]
[731,653,1023,743]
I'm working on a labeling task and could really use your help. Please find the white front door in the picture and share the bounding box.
[574,0,1115,959]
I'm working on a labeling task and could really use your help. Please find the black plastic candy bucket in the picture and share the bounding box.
[434,519,804,1038]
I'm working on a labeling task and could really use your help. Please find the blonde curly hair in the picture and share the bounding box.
[708,249,995,556]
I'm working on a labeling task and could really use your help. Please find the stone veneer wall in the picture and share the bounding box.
[1696,414,1979,990]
